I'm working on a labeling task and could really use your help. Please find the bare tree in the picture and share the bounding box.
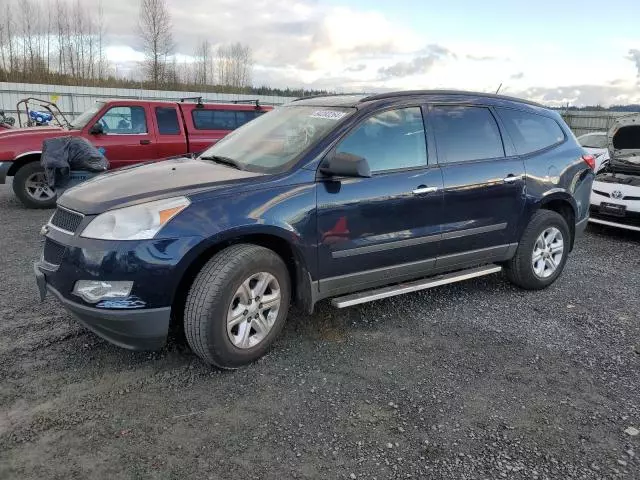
[138,0,175,88]
[217,42,253,89]
[193,40,214,86]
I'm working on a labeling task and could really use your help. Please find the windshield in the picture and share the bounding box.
[69,102,105,129]
[578,133,607,149]
[198,105,355,173]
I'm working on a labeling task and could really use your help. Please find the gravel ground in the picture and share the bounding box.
[0,183,639,480]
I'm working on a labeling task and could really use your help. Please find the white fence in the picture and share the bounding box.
[560,110,635,137]
[0,82,298,125]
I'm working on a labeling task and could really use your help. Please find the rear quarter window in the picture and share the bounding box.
[497,108,565,155]
[155,107,180,135]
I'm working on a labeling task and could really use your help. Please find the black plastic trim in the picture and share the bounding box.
[441,222,507,240]
[332,233,440,259]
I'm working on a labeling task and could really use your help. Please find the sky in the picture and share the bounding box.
[99,0,640,106]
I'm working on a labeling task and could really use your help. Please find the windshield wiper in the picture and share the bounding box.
[199,155,244,170]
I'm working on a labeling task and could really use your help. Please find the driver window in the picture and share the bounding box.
[336,107,427,172]
[98,106,148,134]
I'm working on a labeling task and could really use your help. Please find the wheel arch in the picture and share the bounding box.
[537,191,577,249]
[170,228,316,334]
[7,151,42,177]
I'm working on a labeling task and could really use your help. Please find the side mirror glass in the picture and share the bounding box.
[89,123,104,135]
[320,151,371,178]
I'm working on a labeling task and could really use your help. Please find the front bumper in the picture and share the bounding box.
[35,262,171,350]
[589,205,640,232]
[0,161,11,184]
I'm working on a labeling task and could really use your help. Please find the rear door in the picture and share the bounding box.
[153,106,188,159]
[89,104,157,168]
[429,105,526,266]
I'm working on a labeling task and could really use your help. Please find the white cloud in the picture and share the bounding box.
[94,0,640,106]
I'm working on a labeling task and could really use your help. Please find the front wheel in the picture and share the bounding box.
[12,162,57,209]
[504,210,571,290]
[184,244,291,368]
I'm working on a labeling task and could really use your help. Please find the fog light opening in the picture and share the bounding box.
[72,280,134,304]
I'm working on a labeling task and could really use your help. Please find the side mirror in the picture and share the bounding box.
[89,123,104,135]
[320,151,371,178]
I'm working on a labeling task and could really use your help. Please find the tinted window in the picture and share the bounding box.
[336,107,427,172]
[98,106,147,134]
[431,106,504,163]
[578,133,608,149]
[497,108,565,154]
[193,109,237,130]
[236,110,262,127]
[155,107,180,135]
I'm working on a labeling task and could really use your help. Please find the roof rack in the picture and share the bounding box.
[360,90,543,108]
[179,97,264,109]
[292,93,367,102]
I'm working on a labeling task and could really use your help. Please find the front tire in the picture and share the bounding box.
[184,244,291,368]
[12,162,57,209]
[504,210,571,290]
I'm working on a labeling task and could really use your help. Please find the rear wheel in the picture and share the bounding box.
[12,162,57,209]
[504,210,571,290]
[184,244,291,368]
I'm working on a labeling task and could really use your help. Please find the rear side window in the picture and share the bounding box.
[192,109,235,130]
[431,106,505,163]
[155,107,180,135]
[497,108,565,155]
[236,110,262,128]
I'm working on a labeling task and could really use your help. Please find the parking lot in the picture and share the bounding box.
[0,184,638,479]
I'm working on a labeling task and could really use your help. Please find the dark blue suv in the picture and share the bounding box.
[35,91,595,368]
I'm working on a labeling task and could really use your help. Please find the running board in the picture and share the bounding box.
[331,265,503,308]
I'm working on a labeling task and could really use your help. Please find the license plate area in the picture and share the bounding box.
[599,202,626,217]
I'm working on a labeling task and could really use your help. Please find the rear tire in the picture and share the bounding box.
[184,244,291,368]
[504,210,571,290]
[12,162,57,209]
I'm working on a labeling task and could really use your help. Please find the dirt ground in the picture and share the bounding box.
[0,184,638,479]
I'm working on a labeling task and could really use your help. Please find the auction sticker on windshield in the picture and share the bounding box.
[309,110,347,120]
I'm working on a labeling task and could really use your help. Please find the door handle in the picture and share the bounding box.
[503,174,522,183]
[412,186,438,195]
[140,139,151,145]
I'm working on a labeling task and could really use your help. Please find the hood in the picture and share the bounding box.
[57,157,264,214]
[0,127,80,161]
[0,125,65,138]
[608,113,640,162]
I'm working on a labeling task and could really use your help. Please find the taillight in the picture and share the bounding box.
[582,154,596,170]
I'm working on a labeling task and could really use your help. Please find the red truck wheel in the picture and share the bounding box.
[12,162,57,209]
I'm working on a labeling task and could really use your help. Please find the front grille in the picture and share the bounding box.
[43,239,66,265]
[50,207,83,233]
[593,189,640,201]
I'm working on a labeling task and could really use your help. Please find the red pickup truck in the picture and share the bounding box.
[0,99,271,208]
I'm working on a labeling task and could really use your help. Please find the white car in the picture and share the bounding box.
[589,115,640,232]
[577,131,609,172]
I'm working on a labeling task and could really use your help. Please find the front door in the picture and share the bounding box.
[317,106,444,296]
[90,105,157,168]
[428,105,526,266]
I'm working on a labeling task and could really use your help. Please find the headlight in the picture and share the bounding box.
[81,196,190,240]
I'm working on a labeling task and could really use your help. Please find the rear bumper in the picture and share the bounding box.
[0,161,10,184]
[35,262,171,350]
